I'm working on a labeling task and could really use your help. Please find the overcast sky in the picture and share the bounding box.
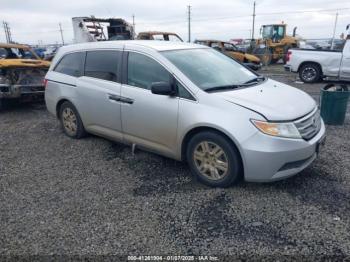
[1,0,350,45]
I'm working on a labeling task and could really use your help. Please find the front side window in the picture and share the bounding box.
[127,52,170,90]
[84,50,120,82]
[163,48,256,91]
[54,52,85,77]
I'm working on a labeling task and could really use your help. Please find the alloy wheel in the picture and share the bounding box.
[301,67,317,82]
[193,141,229,181]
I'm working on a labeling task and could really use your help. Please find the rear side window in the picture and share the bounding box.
[54,52,85,77]
[84,50,121,82]
[127,52,170,90]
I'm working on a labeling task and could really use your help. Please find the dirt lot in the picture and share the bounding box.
[0,65,349,259]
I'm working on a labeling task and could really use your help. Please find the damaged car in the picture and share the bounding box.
[194,39,262,71]
[137,31,183,42]
[0,43,50,109]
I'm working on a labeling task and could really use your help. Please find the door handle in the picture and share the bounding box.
[119,97,134,104]
[108,94,121,102]
[108,94,134,104]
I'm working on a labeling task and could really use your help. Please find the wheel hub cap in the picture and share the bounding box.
[193,141,228,181]
[302,67,316,81]
[62,108,77,136]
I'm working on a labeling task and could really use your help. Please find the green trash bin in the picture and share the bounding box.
[320,84,350,125]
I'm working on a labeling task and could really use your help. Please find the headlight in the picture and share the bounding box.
[251,119,301,139]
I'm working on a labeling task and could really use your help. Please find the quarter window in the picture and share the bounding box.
[54,52,85,77]
[177,81,194,100]
[127,52,170,90]
[84,50,121,82]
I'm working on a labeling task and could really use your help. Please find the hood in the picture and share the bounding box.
[0,59,50,68]
[214,79,316,121]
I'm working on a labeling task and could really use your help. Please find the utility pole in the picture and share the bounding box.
[251,1,256,40]
[132,14,135,39]
[3,21,12,43]
[59,23,65,45]
[187,5,191,43]
[330,12,338,50]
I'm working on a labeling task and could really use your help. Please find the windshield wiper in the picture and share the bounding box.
[205,76,267,92]
[205,85,240,92]
[243,76,266,85]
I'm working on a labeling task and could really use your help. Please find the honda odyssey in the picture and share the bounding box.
[45,41,325,187]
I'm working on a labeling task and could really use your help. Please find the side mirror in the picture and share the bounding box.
[151,82,176,96]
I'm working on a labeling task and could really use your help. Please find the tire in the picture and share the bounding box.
[253,47,272,66]
[186,131,242,187]
[59,101,86,139]
[299,63,322,83]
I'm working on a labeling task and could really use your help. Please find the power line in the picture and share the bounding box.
[189,7,350,23]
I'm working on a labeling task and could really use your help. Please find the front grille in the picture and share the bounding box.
[294,108,322,140]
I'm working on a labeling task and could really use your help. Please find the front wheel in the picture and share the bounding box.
[186,131,242,187]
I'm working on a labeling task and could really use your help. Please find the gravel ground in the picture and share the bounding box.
[0,65,349,260]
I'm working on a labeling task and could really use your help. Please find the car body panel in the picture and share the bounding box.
[45,40,325,183]
[213,79,316,121]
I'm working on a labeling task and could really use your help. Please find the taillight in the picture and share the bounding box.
[43,78,48,88]
[286,51,292,62]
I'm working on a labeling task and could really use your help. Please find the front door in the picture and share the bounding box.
[120,51,179,157]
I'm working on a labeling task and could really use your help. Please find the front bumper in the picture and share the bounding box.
[241,120,326,182]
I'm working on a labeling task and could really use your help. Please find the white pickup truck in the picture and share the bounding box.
[284,38,350,83]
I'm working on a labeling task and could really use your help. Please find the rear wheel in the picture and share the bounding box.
[186,131,242,187]
[299,63,322,83]
[59,101,86,138]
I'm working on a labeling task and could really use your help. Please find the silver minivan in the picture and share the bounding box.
[45,41,326,187]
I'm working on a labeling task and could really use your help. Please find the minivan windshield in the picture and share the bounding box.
[162,48,257,91]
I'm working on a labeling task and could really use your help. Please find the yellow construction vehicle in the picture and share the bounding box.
[251,23,300,65]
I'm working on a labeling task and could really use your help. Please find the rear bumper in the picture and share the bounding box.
[284,65,292,72]
[0,84,44,99]
[241,120,326,182]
